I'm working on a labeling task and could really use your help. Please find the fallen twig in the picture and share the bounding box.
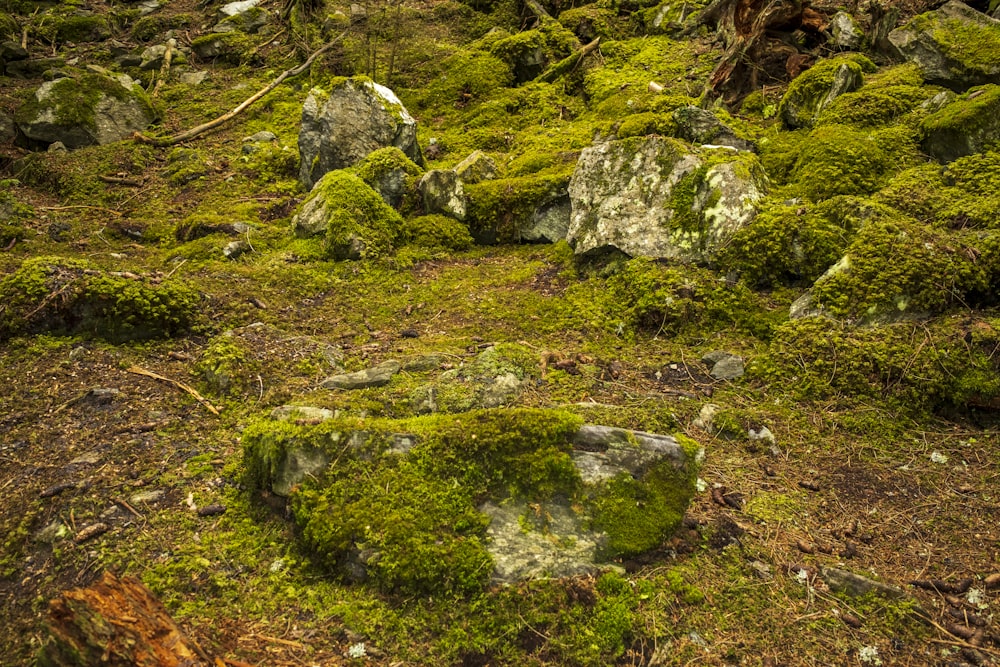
[126,365,220,415]
[151,38,175,99]
[39,205,123,217]
[538,37,600,84]
[134,29,348,147]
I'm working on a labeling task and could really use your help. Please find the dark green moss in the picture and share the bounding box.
[195,333,258,395]
[399,214,474,251]
[778,54,874,129]
[465,171,571,244]
[791,124,891,201]
[0,256,199,341]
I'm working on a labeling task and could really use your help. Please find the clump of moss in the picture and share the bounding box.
[399,214,474,251]
[604,257,774,338]
[415,50,513,114]
[349,146,423,210]
[558,4,622,41]
[616,111,677,139]
[778,54,875,129]
[722,197,874,287]
[165,148,210,185]
[0,256,199,341]
[816,84,932,128]
[465,171,571,243]
[293,170,404,260]
[790,124,891,201]
[807,216,990,320]
[921,85,1000,163]
[195,332,258,395]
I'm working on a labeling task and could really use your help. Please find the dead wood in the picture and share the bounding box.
[134,29,347,147]
[537,37,601,83]
[127,365,221,415]
[38,571,212,666]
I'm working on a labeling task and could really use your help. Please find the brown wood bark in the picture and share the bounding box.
[38,571,212,667]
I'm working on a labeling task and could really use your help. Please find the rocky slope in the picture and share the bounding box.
[3,0,1000,664]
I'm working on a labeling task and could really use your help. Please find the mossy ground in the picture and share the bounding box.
[1,0,1000,664]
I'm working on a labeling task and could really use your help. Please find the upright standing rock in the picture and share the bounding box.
[298,77,423,190]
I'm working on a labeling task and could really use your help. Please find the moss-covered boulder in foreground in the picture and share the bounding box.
[922,85,1000,163]
[0,256,199,341]
[243,408,701,595]
[778,55,872,129]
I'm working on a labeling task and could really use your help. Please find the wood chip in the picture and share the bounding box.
[796,540,815,554]
[798,480,821,492]
[75,523,109,543]
[984,573,1000,590]
[842,612,862,628]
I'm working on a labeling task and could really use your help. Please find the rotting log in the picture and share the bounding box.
[37,571,212,667]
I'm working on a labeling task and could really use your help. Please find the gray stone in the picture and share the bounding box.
[829,12,864,50]
[244,130,277,144]
[571,425,693,481]
[889,1,1000,90]
[820,567,909,599]
[273,445,331,496]
[5,57,66,79]
[480,372,522,408]
[129,489,165,505]
[270,405,336,422]
[419,169,467,220]
[455,150,498,184]
[179,70,209,86]
[15,73,156,149]
[0,108,14,142]
[708,354,744,380]
[482,500,612,583]
[222,239,249,259]
[400,355,443,372]
[521,195,570,243]
[748,426,775,444]
[214,0,270,33]
[298,78,422,189]
[922,85,1000,163]
[322,360,401,389]
[138,43,187,70]
[0,40,27,63]
[672,105,754,151]
[567,137,767,262]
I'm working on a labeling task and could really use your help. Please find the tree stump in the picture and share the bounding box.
[38,571,212,667]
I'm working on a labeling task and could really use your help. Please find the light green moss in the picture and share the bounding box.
[778,54,875,129]
[465,171,571,243]
[921,84,1000,162]
[791,124,891,201]
[195,333,258,396]
[400,214,474,251]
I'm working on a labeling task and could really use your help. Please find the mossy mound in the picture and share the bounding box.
[778,54,875,129]
[804,215,996,321]
[752,315,1000,411]
[399,214,474,251]
[816,84,933,128]
[349,146,423,210]
[0,257,199,341]
[292,170,404,260]
[36,12,111,43]
[921,84,1000,163]
[465,171,572,243]
[790,124,891,201]
[244,408,700,595]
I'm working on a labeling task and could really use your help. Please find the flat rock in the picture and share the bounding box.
[321,360,400,389]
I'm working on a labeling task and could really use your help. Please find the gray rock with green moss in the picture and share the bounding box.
[298,78,423,190]
[321,360,401,389]
[14,73,156,149]
[922,85,1000,162]
[243,408,702,591]
[455,150,498,184]
[779,57,867,129]
[567,137,767,262]
[889,1,1000,91]
[419,169,468,220]
[672,106,754,151]
[829,12,865,50]
[214,0,270,33]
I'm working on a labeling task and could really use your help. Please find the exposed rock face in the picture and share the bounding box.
[889,1,1000,91]
[419,169,468,220]
[567,136,767,262]
[521,194,571,243]
[214,0,270,32]
[14,73,156,149]
[455,150,498,184]
[298,78,422,190]
[829,11,865,50]
[921,84,1000,162]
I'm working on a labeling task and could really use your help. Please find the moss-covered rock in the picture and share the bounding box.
[888,0,1000,91]
[921,84,1000,163]
[790,124,891,201]
[291,170,403,260]
[349,146,423,210]
[14,72,157,149]
[399,214,474,251]
[36,12,110,44]
[243,407,701,594]
[778,55,873,129]
[558,4,622,41]
[465,171,572,244]
[0,257,199,341]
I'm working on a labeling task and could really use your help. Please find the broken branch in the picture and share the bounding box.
[134,29,348,147]
[126,365,220,415]
[537,37,600,83]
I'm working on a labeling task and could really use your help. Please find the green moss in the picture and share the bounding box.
[808,216,989,320]
[604,257,774,338]
[757,128,808,185]
[744,492,804,524]
[0,11,18,39]
[590,433,699,558]
[791,124,891,201]
[195,333,258,395]
[299,170,404,260]
[165,148,210,185]
[465,171,571,243]
[616,111,677,139]
[352,146,423,185]
[778,54,874,129]
[722,197,873,287]
[905,11,1000,82]
[400,214,474,251]
[558,4,622,41]
[0,256,199,341]
[816,85,932,128]
[921,84,1000,162]
[415,50,513,113]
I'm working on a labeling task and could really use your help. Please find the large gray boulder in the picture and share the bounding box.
[889,1,1000,91]
[298,78,423,190]
[14,72,156,149]
[419,169,467,220]
[567,136,767,262]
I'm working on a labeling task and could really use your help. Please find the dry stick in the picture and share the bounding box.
[126,365,220,416]
[134,29,349,147]
[537,37,600,84]
[39,205,123,217]
[151,38,176,99]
